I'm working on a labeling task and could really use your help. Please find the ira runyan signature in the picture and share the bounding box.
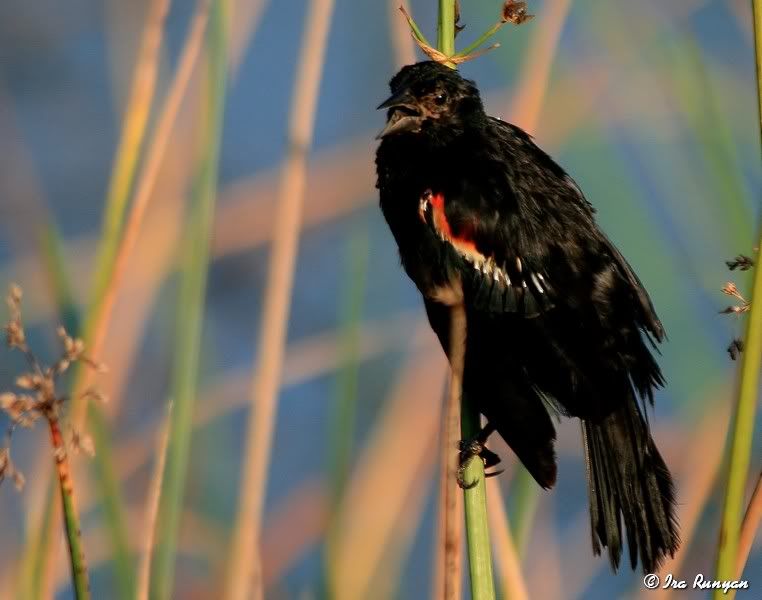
[645,573,750,594]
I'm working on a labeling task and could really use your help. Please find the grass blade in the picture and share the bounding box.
[323,227,368,596]
[37,224,135,599]
[436,2,494,597]
[84,0,172,377]
[25,1,171,593]
[47,417,90,599]
[148,0,230,596]
[714,238,762,596]
[487,484,528,600]
[137,401,173,600]
[223,0,336,597]
[737,471,762,577]
[508,468,539,556]
[17,480,57,599]
[713,1,762,595]
[433,372,463,600]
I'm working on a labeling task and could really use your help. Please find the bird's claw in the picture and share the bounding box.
[456,435,501,489]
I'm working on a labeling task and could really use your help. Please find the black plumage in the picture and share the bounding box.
[375,61,679,573]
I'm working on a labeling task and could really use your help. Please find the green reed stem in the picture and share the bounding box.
[712,2,762,596]
[437,2,495,598]
[437,0,456,67]
[37,224,134,599]
[148,1,229,597]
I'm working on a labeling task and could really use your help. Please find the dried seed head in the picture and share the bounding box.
[69,430,95,457]
[82,357,108,373]
[720,281,750,315]
[0,449,25,491]
[15,374,40,390]
[80,387,108,404]
[726,255,754,271]
[1,393,36,424]
[0,392,16,409]
[721,282,740,297]
[502,1,534,24]
[720,305,750,315]
[0,284,100,494]
[8,284,22,306]
[5,320,25,349]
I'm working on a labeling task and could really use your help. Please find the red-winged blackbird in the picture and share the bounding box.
[375,61,679,573]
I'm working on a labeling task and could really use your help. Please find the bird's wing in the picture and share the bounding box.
[420,188,554,317]
[421,118,664,344]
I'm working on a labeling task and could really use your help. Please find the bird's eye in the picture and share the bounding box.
[434,93,447,105]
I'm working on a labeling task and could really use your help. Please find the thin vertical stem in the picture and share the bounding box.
[713,3,762,595]
[223,0,335,598]
[434,370,463,600]
[148,0,229,596]
[487,484,529,600]
[94,0,211,377]
[48,416,90,599]
[323,228,368,597]
[460,394,496,600]
[437,0,456,67]
[736,471,762,577]
[28,2,172,594]
[437,1,495,597]
[714,235,762,598]
[136,401,173,600]
[390,0,418,67]
[73,0,172,428]
[449,303,496,600]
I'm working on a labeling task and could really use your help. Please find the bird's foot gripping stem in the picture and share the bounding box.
[457,423,503,489]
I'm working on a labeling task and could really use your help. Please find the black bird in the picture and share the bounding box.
[375,61,679,573]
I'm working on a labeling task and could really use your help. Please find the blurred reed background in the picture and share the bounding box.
[0,0,759,598]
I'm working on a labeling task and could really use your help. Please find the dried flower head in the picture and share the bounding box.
[69,430,95,457]
[720,281,750,315]
[0,393,38,428]
[722,282,741,298]
[502,1,534,24]
[4,283,26,350]
[726,255,754,271]
[727,338,744,361]
[1,284,105,493]
[0,447,24,490]
[80,386,109,405]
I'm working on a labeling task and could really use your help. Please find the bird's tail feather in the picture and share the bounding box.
[582,396,679,573]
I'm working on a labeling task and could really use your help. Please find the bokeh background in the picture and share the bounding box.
[0,0,760,598]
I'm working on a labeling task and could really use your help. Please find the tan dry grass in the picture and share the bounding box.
[224,0,336,597]
[329,326,445,599]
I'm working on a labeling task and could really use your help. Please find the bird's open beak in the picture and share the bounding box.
[376,88,422,139]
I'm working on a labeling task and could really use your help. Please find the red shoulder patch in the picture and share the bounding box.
[428,193,481,258]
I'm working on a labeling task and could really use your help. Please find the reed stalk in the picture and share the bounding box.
[712,3,762,595]
[26,1,172,595]
[148,0,229,596]
[223,0,335,598]
[47,415,90,599]
[435,2,496,598]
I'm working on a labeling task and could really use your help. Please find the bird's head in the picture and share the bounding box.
[376,61,484,139]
